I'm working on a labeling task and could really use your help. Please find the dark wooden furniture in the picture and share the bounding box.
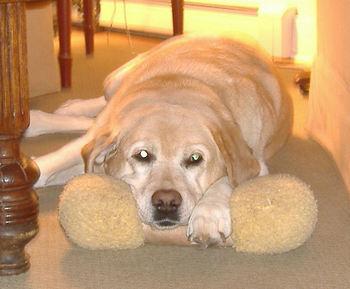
[82,0,94,54]
[57,0,94,88]
[171,0,184,35]
[57,0,73,88]
[0,0,40,276]
[58,0,184,88]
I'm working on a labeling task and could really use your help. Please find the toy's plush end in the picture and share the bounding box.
[230,174,318,254]
[59,174,144,250]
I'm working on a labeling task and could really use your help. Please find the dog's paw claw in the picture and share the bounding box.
[187,202,231,247]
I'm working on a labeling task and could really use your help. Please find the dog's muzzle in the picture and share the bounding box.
[151,189,182,228]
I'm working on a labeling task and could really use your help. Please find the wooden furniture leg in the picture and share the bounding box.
[171,0,184,35]
[57,0,72,88]
[0,0,40,275]
[83,0,94,55]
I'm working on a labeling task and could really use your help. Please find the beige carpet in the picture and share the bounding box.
[2,31,350,289]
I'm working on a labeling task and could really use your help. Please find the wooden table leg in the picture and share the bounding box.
[83,0,94,55]
[0,0,40,275]
[57,0,72,88]
[171,0,184,35]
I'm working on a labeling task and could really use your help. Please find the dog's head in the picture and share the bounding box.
[81,85,259,229]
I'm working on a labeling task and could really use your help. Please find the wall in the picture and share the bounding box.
[307,0,350,193]
[98,0,316,66]
[26,1,60,97]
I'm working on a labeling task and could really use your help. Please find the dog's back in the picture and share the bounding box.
[105,35,292,161]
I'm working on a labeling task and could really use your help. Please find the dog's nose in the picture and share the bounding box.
[152,189,182,213]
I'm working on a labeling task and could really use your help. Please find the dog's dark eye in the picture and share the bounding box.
[133,149,153,162]
[185,153,203,167]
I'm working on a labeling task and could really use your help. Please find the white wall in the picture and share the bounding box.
[99,0,316,66]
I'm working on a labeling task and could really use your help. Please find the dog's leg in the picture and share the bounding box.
[53,53,148,118]
[258,159,269,176]
[25,110,93,137]
[187,176,233,247]
[54,95,107,118]
[53,54,147,118]
[34,133,92,187]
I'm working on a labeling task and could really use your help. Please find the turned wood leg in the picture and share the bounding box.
[0,0,40,275]
[171,0,184,35]
[83,0,94,55]
[57,0,72,88]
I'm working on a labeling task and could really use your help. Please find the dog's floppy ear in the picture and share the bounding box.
[211,120,260,187]
[81,132,118,173]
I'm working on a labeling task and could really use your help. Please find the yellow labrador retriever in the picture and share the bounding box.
[29,35,292,247]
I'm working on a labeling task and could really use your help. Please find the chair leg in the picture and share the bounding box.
[83,0,94,55]
[171,0,184,35]
[0,0,39,275]
[57,0,72,88]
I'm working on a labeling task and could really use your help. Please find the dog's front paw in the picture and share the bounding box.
[187,201,231,248]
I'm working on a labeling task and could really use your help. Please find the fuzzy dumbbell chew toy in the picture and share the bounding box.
[59,174,317,254]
